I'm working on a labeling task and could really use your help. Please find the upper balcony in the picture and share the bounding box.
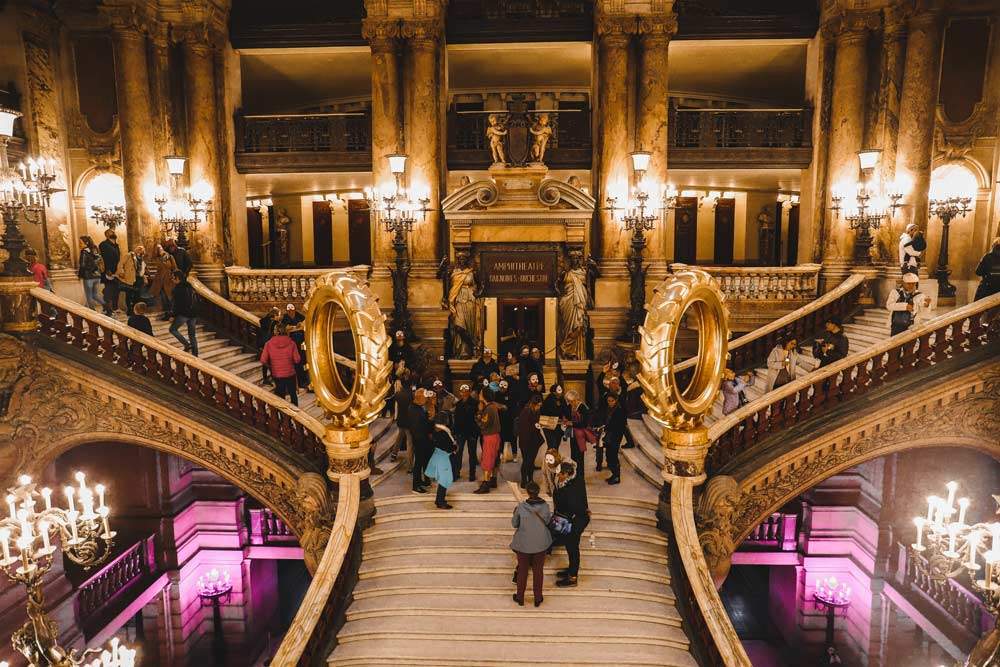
[233,105,813,174]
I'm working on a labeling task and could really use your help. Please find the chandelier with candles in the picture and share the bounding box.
[154,155,213,248]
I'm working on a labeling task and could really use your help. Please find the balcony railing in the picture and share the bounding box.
[668,106,813,169]
[235,112,372,174]
[224,265,371,311]
[740,512,798,551]
[447,109,592,170]
[249,507,298,546]
[75,535,157,638]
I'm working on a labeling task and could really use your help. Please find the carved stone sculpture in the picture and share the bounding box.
[558,251,592,360]
[529,112,553,165]
[447,251,485,358]
[485,113,508,166]
[695,475,740,588]
[295,473,334,573]
[275,208,291,267]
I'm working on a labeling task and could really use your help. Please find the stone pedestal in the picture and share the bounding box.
[49,267,83,305]
[193,263,225,295]
[447,359,477,395]
[558,359,591,403]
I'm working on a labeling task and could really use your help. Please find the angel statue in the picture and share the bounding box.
[529,113,554,165]
[558,251,596,360]
[447,251,485,358]
[485,114,508,166]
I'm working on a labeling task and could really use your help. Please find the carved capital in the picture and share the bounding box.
[100,2,153,37]
[637,13,678,42]
[295,472,336,573]
[401,17,444,48]
[825,10,879,45]
[907,7,944,35]
[362,18,401,50]
[596,14,636,45]
[695,475,739,587]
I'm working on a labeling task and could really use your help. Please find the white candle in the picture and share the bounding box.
[926,496,937,523]
[76,471,88,494]
[38,522,50,550]
[41,487,51,510]
[0,528,10,561]
[946,481,958,512]
[95,484,106,511]
[18,162,25,179]
[101,514,110,537]
[958,498,970,525]
[967,531,980,568]
[65,486,75,512]
[68,512,78,541]
[913,517,925,549]
[6,495,15,520]
[991,523,1000,553]
[948,524,959,555]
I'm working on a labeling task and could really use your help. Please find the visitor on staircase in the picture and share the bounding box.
[553,460,589,588]
[565,391,595,471]
[974,236,1000,301]
[409,389,435,494]
[599,392,625,486]
[621,361,642,450]
[471,347,499,388]
[721,368,753,416]
[389,330,415,377]
[116,245,147,317]
[766,338,800,390]
[812,317,849,368]
[148,244,178,321]
[542,448,564,496]
[281,303,310,391]
[98,229,122,315]
[886,273,931,336]
[539,384,569,452]
[498,379,516,460]
[530,347,545,387]
[77,235,105,312]
[392,369,414,469]
[516,394,544,488]
[257,306,280,385]
[260,323,302,406]
[425,421,456,510]
[510,481,552,607]
[452,384,479,482]
[169,271,199,356]
[473,388,503,494]
[899,223,924,275]
[126,301,154,337]
[164,238,192,278]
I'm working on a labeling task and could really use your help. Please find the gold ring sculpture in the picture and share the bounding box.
[304,271,391,483]
[637,268,728,483]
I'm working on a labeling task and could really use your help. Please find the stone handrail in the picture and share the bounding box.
[31,287,328,469]
[673,272,867,378]
[741,512,798,551]
[707,291,1000,473]
[272,473,361,666]
[225,265,371,310]
[249,507,297,546]
[669,263,821,303]
[669,479,751,666]
[75,535,155,635]
[190,275,260,349]
[896,542,985,641]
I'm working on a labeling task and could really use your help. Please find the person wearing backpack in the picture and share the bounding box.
[886,272,931,336]
[169,270,199,356]
[77,236,106,311]
[510,481,552,607]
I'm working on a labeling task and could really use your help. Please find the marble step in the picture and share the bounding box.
[353,571,671,597]
[361,529,667,556]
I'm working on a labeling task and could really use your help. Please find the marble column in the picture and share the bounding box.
[403,20,442,263]
[150,27,177,192]
[596,19,632,262]
[894,10,944,233]
[636,15,677,262]
[109,19,157,250]
[364,20,402,266]
[181,29,225,273]
[823,15,873,267]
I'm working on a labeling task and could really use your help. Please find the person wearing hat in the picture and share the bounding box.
[452,383,480,481]
[471,348,499,388]
[281,303,309,390]
[886,272,931,336]
[812,316,849,368]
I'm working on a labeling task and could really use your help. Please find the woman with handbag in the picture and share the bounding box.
[553,460,590,587]
[766,338,800,391]
[510,481,552,607]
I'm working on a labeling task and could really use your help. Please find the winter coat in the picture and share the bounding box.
[510,498,553,554]
[172,280,198,317]
[813,331,849,368]
[260,335,302,379]
[116,252,146,286]
[98,239,121,277]
[516,405,544,454]
[454,396,480,435]
[170,246,193,277]
[257,314,278,349]
[395,383,413,428]
[765,345,800,391]
[974,248,1000,301]
[553,459,589,523]
[721,377,750,415]
[78,247,102,280]
[149,253,178,297]
[127,314,154,337]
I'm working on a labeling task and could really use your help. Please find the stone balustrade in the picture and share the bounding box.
[895,543,986,641]
[249,507,298,546]
[225,266,371,311]
[75,535,156,637]
[235,112,372,174]
[669,263,821,303]
[740,512,798,551]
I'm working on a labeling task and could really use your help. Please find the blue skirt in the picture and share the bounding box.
[425,448,454,489]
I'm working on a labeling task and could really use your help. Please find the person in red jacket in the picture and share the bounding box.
[260,323,302,406]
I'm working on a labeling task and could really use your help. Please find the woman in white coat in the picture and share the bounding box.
[766,338,800,391]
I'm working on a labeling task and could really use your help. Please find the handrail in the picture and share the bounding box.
[271,473,360,666]
[31,287,328,469]
[670,479,751,666]
[707,291,1000,473]
[673,272,867,375]
[670,263,821,275]
[224,265,372,311]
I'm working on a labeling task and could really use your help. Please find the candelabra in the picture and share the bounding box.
[813,575,852,653]
[911,481,1000,666]
[0,472,132,666]
[363,154,430,341]
[153,155,213,249]
[0,107,61,277]
[197,568,232,665]
[929,196,972,299]
[830,150,904,264]
[90,203,125,231]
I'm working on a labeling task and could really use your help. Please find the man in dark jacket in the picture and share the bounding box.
[98,229,121,315]
[165,238,193,278]
[391,370,414,465]
[471,348,500,387]
[601,393,626,485]
[169,271,199,356]
[281,303,309,389]
[516,395,544,488]
[813,317,849,368]
[257,306,280,385]
[974,237,1000,301]
[408,389,435,493]
[553,460,590,587]
[452,384,479,481]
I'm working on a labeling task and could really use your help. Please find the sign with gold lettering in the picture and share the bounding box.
[480,250,558,296]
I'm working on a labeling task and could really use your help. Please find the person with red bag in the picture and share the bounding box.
[565,390,596,471]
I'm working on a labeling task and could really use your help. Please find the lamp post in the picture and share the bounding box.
[929,196,971,298]
[830,150,904,264]
[911,481,1000,666]
[154,155,213,249]
[363,154,430,341]
[0,472,135,666]
[606,150,671,341]
[813,575,851,657]
[0,106,61,277]
[197,568,232,665]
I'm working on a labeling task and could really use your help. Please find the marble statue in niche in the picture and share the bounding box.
[447,251,485,358]
[275,207,291,267]
[558,250,596,360]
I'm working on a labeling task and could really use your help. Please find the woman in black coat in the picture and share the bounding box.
[539,384,569,452]
[553,459,589,587]
[516,395,544,488]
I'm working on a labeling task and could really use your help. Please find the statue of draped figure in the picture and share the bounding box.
[447,252,485,358]
[558,252,594,360]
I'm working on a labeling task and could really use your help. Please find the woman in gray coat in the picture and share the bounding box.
[510,481,552,606]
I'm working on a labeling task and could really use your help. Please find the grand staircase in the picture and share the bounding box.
[327,459,697,666]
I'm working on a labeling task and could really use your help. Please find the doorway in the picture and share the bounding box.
[348,199,372,265]
[312,201,334,267]
[713,197,735,265]
[247,207,265,268]
[674,197,698,264]
[498,298,544,358]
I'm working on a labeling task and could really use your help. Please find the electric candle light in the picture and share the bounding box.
[38,522,50,552]
[65,486,75,512]
[967,531,981,570]
[0,528,10,562]
[6,495,15,520]
[946,522,960,558]
[958,497,970,526]
[946,481,958,513]
[912,517,926,551]
[41,487,51,511]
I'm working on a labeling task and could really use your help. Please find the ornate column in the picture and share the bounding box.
[106,10,157,250]
[363,19,403,268]
[822,13,875,273]
[150,26,178,192]
[894,9,944,233]
[636,13,677,263]
[180,26,225,275]
[402,18,443,264]
[595,16,632,263]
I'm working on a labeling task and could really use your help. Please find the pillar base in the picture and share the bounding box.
[447,359,477,395]
[324,426,372,484]
[558,359,591,404]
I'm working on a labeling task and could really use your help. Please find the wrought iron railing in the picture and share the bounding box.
[670,107,812,149]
